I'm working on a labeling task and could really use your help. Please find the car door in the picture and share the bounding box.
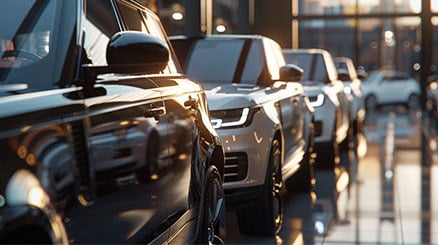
[265,39,301,147]
[116,2,198,240]
[64,1,169,243]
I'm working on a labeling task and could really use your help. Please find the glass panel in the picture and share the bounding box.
[433,1,438,13]
[298,0,420,15]
[298,17,420,75]
[298,0,357,15]
[84,0,118,65]
[0,0,56,66]
[299,19,356,58]
[357,0,420,14]
[213,0,238,34]
[357,17,420,76]
[186,39,243,83]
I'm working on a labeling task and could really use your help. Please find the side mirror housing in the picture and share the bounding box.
[337,69,351,81]
[279,64,304,82]
[106,31,169,73]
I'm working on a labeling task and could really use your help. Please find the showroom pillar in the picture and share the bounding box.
[420,0,433,244]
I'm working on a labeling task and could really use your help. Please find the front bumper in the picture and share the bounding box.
[313,102,336,143]
[215,111,275,203]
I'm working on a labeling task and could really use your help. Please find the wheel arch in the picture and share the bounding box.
[0,205,59,244]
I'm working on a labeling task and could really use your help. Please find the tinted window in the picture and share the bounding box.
[117,1,178,74]
[84,0,119,65]
[186,39,264,84]
[0,0,71,91]
[284,53,327,82]
[187,39,241,83]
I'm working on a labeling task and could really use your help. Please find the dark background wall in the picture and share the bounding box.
[253,1,292,48]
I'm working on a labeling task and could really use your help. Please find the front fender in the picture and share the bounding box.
[3,170,68,244]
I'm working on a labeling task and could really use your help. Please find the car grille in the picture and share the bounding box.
[314,120,323,137]
[224,152,248,182]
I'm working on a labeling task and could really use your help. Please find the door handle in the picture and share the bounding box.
[184,96,198,109]
[145,107,165,121]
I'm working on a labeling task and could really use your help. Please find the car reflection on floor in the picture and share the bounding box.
[227,105,438,244]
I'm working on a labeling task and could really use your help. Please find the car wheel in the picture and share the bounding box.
[196,167,226,244]
[407,93,421,109]
[237,138,284,236]
[286,123,315,193]
[365,94,377,110]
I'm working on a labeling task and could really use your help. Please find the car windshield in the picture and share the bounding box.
[334,60,346,70]
[0,0,73,93]
[185,38,264,84]
[283,52,327,83]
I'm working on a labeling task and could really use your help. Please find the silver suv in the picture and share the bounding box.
[171,34,315,236]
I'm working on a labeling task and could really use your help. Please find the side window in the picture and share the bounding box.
[84,0,119,65]
[117,2,148,32]
[141,12,179,74]
[314,54,328,83]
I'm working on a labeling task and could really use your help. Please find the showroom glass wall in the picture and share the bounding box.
[294,0,438,78]
[156,0,436,78]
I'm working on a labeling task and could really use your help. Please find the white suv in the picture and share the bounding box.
[283,48,353,221]
[171,34,315,236]
[362,70,421,110]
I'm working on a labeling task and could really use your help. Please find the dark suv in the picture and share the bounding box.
[0,1,225,244]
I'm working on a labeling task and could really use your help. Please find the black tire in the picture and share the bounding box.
[365,94,377,110]
[196,166,226,244]
[286,123,315,193]
[237,139,284,236]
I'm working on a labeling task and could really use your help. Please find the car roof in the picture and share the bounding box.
[282,48,331,56]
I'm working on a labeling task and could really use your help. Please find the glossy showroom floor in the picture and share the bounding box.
[227,106,438,244]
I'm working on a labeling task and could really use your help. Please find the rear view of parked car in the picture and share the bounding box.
[171,34,315,236]
[362,70,421,110]
[0,1,225,244]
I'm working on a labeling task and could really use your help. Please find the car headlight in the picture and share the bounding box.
[309,94,325,107]
[210,107,259,129]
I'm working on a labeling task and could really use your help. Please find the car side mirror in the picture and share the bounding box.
[106,31,169,73]
[279,64,304,82]
[337,69,350,81]
[79,31,170,88]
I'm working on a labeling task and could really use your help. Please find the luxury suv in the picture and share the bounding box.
[0,1,225,244]
[171,35,315,236]
[283,48,353,219]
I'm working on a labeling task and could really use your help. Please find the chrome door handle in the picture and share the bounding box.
[145,107,165,121]
[184,96,198,109]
